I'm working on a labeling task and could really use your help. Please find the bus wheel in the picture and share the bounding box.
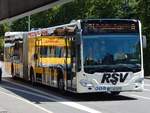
[58,78,64,91]
[111,91,120,96]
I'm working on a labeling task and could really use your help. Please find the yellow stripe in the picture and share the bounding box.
[36,36,70,47]
[39,57,71,65]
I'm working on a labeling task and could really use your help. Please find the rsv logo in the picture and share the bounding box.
[101,73,128,85]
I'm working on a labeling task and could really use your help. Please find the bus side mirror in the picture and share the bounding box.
[142,35,147,48]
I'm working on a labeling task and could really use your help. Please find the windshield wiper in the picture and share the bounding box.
[84,64,141,74]
[84,65,115,73]
[115,64,141,72]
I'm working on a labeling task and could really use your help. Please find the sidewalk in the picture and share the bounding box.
[0,86,48,113]
[0,107,8,113]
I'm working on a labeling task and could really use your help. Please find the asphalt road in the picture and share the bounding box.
[0,61,150,113]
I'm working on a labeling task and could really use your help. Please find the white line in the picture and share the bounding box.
[144,84,150,87]
[131,94,150,100]
[144,88,150,92]
[1,85,58,102]
[2,81,102,113]
[0,89,54,113]
[60,102,102,113]
[3,79,66,101]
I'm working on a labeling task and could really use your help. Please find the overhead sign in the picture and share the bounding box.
[82,19,139,35]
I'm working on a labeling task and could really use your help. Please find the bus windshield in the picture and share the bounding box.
[82,35,141,73]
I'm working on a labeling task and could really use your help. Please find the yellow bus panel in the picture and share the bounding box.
[36,36,70,47]
[39,57,71,65]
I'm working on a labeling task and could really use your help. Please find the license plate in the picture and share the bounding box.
[95,86,122,92]
[95,86,107,91]
[106,87,122,91]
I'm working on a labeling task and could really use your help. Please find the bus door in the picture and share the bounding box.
[35,38,42,66]
[66,37,77,91]
[35,38,43,83]
[23,35,29,80]
[13,42,23,78]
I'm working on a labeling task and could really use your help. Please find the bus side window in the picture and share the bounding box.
[55,47,61,57]
[40,46,48,57]
[61,47,66,57]
[51,47,55,57]
[67,47,71,57]
[71,41,75,57]
[47,47,51,57]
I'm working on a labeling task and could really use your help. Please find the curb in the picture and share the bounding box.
[144,76,150,79]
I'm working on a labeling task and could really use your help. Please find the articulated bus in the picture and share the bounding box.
[4,19,145,94]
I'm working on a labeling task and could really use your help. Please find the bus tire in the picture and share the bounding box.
[30,67,35,85]
[111,91,120,96]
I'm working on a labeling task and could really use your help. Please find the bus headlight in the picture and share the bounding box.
[80,79,93,87]
[134,77,144,83]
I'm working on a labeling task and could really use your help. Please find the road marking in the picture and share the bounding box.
[131,94,150,101]
[144,84,150,87]
[0,89,54,113]
[144,88,150,92]
[60,102,101,113]
[1,81,102,113]
[1,85,59,102]
[3,79,66,101]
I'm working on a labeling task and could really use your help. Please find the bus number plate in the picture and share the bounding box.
[95,86,107,91]
[107,87,122,91]
[95,86,122,91]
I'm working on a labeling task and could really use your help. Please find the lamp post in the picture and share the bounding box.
[28,15,31,31]
[124,0,129,17]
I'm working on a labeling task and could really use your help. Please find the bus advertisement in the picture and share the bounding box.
[4,19,144,94]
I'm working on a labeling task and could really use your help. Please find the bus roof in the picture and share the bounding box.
[81,19,139,22]
[4,19,140,38]
[5,32,25,37]
[28,22,79,38]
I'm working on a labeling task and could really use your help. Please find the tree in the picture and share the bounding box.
[8,0,150,75]
[137,0,150,75]
[0,23,9,54]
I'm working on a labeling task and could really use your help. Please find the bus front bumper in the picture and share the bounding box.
[77,82,144,93]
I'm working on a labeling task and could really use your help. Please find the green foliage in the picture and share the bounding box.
[0,23,9,53]
[0,25,4,36]
[10,0,139,30]
[137,0,150,75]
[0,38,4,49]
[11,17,28,31]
